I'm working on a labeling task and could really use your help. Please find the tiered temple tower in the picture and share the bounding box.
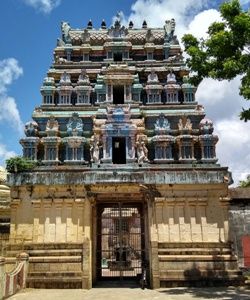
[8,18,240,288]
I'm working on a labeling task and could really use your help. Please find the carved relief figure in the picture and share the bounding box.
[90,135,100,163]
[46,116,59,136]
[67,113,83,136]
[178,117,192,131]
[61,21,71,44]
[167,72,176,83]
[154,113,170,133]
[24,121,38,137]
[60,71,71,84]
[147,69,158,83]
[164,18,175,42]
[137,140,149,163]
[78,69,89,83]
[185,118,192,130]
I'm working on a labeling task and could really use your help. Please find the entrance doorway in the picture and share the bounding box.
[112,137,126,164]
[113,85,124,104]
[96,202,145,282]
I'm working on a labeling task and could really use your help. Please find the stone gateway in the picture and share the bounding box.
[7,18,241,289]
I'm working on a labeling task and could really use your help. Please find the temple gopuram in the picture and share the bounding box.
[7,17,242,288]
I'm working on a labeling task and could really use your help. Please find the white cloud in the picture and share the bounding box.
[0,58,23,94]
[240,0,250,5]
[23,0,61,14]
[215,119,250,185]
[0,143,16,166]
[186,9,221,39]
[196,76,246,122]
[196,78,250,186]
[0,96,24,134]
[122,0,211,38]
[0,58,24,135]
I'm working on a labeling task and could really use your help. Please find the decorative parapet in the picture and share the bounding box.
[0,253,29,299]
[152,114,174,163]
[7,167,229,186]
[164,72,181,104]
[145,70,163,104]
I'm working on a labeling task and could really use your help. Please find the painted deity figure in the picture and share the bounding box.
[137,140,149,163]
[164,18,175,43]
[67,113,83,136]
[60,71,71,84]
[147,70,158,83]
[185,118,192,130]
[167,72,176,83]
[24,121,38,137]
[78,69,89,83]
[61,21,71,44]
[155,113,170,133]
[90,135,100,163]
[178,118,192,131]
[46,116,59,136]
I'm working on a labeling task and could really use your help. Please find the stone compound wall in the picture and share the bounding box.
[146,184,239,287]
[9,185,91,244]
[229,188,250,268]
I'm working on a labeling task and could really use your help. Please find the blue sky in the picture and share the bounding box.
[0,0,249,184]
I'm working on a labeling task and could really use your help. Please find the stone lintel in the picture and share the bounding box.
[31,200,41,207]
[154,196,208,206]
[10,199,21,208]
[43,199,52,207]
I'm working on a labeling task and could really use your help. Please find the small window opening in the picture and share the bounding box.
[113,53,122,62]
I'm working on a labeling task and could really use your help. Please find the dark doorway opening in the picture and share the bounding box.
[114,52,122,62]
[112,137,126,164]
[96,202,145,284]
[113,85,124,104]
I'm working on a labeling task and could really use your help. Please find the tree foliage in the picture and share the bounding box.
[6,156,37,173]
[239,175,250,187]
[182,0,250,121]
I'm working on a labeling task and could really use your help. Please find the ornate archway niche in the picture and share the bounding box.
[101,106,137,163]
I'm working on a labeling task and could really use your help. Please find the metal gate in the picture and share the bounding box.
[97,202,145,281]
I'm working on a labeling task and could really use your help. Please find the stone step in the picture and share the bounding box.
[6,249,82,257]
[158,248,232,255]
[6,242,83,251]
[159,277,244,288]
[26,276,83,289]
[29,255,82,263]
[28,271,83,277]
[159,270,242,280]
[29,261,82,272]
[158,254,237,261]
[158,242,233,249]
[159,260,239,271]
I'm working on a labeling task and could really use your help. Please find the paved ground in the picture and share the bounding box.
[8,287,250,300]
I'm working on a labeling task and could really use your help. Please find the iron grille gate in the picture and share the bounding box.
[97,202,145,281]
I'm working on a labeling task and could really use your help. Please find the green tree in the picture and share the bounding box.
[182,0,250,121]
[239,175,250,187]
[6,156,37,173]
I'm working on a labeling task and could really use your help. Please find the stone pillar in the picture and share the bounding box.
[44,199,52,243]
[147,196,160,289]
[32,200,41,243]
[0,257,5,300]
[220,196,230,242]
[9,199,21,243]
[82,198,92,289]
[65,199,73,242]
